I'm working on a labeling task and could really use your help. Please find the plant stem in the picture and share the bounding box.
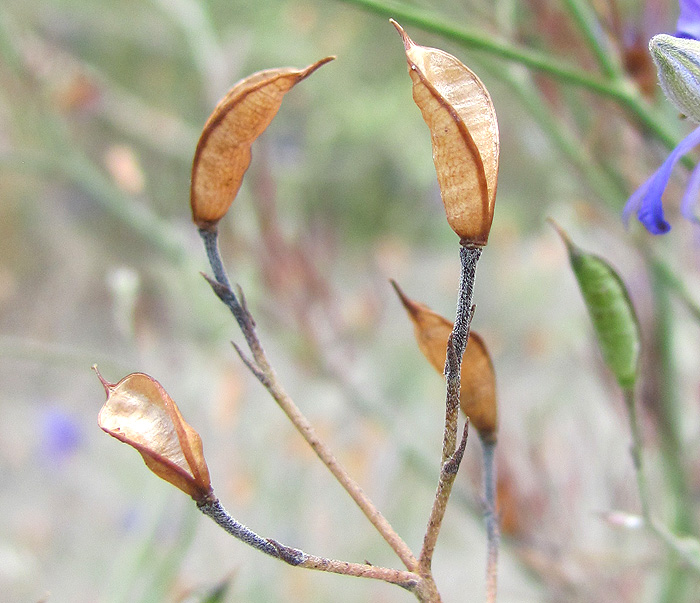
[200,227,231,288]
[650,265,695,536]
[486,62,627,207]
[648,255,700,324]
[561,0,622,80]
[339,0,613,95]
[650,265,698,602]
[481,437,499,603]
[197,498,422,589]
[445,245,481,459]
[419,245,481,573]
[199,230,419,573]
[337,0,684,153]
[419,420,469,573]
[623,386,651,521]
[622,386,700,575]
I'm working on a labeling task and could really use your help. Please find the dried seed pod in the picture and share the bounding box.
[392,281,498,442]
[191,57,334,231]
[550,221,640,389]
[95,367,214,502]
[392,20,499,247]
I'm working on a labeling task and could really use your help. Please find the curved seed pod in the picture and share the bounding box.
[392,20,499,247]
[391,280,498,442]
[551,221,640,389]
[191,56,334,231]
[95,367,214,502]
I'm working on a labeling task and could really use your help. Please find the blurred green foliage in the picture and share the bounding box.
[3,0,700,601]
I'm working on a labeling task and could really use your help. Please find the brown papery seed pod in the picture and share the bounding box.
[95,367,214,503]
[191,57,334,231]
[391,281,498,442]
[392,20,499,247]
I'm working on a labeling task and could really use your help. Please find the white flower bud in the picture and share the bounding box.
[650,33,700,123]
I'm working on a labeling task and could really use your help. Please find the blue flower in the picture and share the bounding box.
[41,407,81,463]
[623,126,700,233]
[624,2,700,234]
[677,0,700,39]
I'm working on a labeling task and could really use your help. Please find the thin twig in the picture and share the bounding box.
[199,229,420,573]
[197,498,422,588]
[420,420,469,572]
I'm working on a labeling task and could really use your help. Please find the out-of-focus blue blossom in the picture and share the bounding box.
[624,2,700,233]
[677,0,700,39]
[623,127,700,233]
[41,407,81,462]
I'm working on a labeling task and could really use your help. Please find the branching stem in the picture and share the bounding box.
[198,229,420,574]
[419,245,481,574]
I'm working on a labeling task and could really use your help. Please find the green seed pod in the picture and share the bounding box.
[551,221,640,389]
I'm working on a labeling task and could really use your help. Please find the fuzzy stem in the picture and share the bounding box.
[197,498,422,589]
[200,230,419,572]
[481,438,499,603]
[452,246,481,360]
[420,246,481,573]
[200,227,231,289]
[443,245,481,460]
[197,498,281,557]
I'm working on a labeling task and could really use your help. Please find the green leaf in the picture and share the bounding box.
[551,221,640,389]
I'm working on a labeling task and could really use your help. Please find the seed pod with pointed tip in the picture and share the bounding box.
[392,20,499,247]
[95,367,214,503]
[191,57,334,231]
[391,280,498,442]
[550,221,640,389]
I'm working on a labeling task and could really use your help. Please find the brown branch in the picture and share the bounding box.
[200,230,419,573]
[199,498,422,590]
[419,420,469,572]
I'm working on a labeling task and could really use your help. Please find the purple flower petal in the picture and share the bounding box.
[681,154,700,222]
[623,126,700,234]
[676,0,700,40]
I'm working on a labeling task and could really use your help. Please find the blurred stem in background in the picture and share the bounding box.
[0,11,190,266]
[650,264,698,603]
[337,0,684,151]
[4,0,700,598]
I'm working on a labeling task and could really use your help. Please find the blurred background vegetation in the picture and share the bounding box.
[2,0,700,601]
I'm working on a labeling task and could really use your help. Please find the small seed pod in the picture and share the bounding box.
[551,221,640,389]
[392,281,498,442]
[191,57,334,231]
[95,367,214,503]
[392,20,499,247]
